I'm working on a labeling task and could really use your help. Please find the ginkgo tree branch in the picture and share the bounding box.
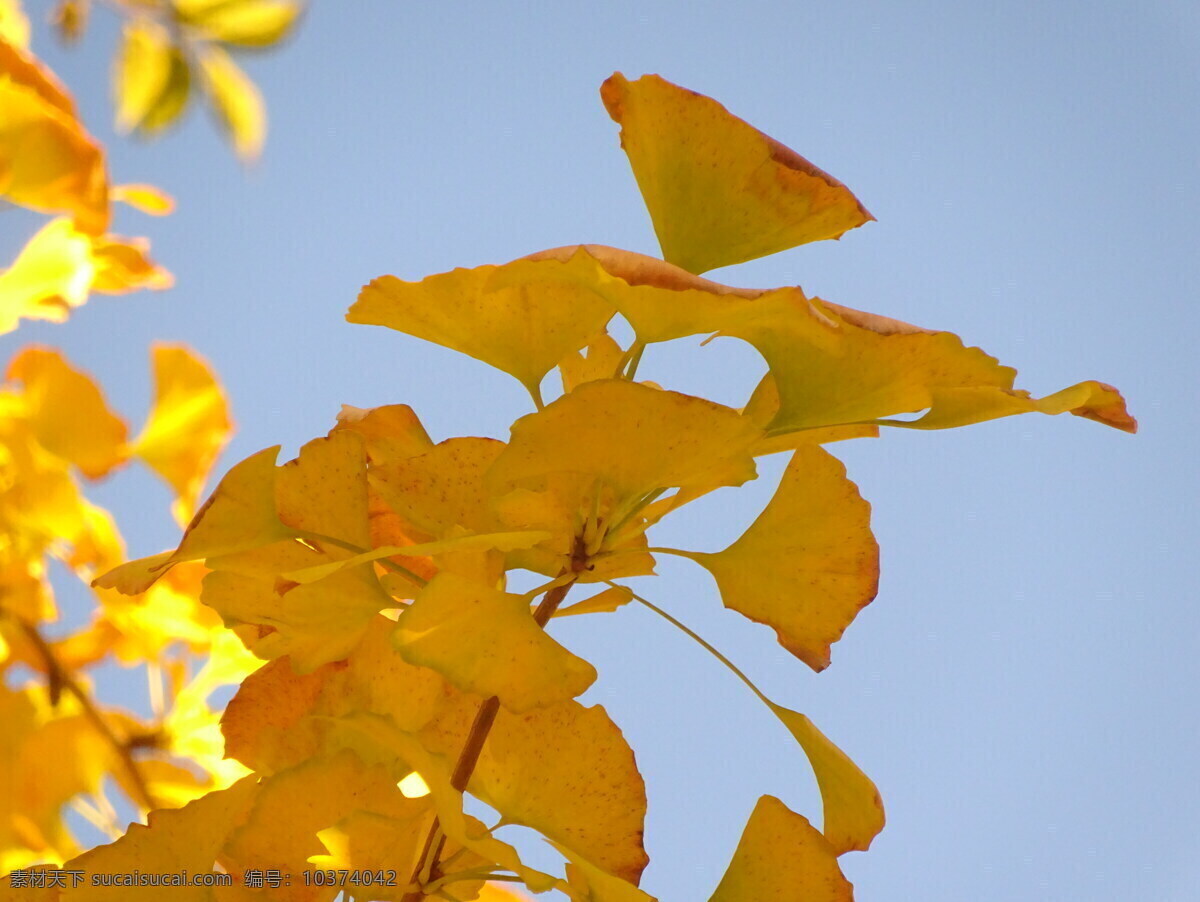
[15,617,160,813]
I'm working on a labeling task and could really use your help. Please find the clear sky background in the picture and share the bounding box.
[4,2,1197,900]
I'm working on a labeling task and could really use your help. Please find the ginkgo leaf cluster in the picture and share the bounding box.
[0,69,1135,902]
[0,0,299,336]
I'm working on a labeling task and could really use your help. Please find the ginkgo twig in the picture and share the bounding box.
[401,573,578,901]
[16,618,159,813]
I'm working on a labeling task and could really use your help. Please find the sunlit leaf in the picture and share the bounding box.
[0,219,94,333]
[350,250,616,403]
[601,72,873,274]
[134,344,233,524]
[674,444,877,671]
[197,44,264,160]
[43,777,261,900]
[554,584,632,618]
[0,0,30,47]
[333,402,432,465]
[0,54,108,232]
[395,572,596,712]
[709,796,853,902]
[93,446,289,595]
[111,182,175,214]
[6,347,127,479]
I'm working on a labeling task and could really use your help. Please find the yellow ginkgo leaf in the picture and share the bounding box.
[89,233,172,292]
[0,0,30,47]
[553,584,633,618]
[197,44,264,160]
[333,402,432,465]
[221,616,450,774]
[6,347,127,479]
[0,69,108,233]
[178,0,303,47]
[876,379,1138,433]
[558,329,626,392]
[134,344,233,524]
[93,446,291,595]
[203,541,394,672]
[113,17,174,133]
[673,443,878,672]
[489,379,761,509]
[742,373,879,454]
[111,182,175,214]
[219,750,431,890]
[395,572,596,712]
[44,777,262,901]
[344,713,565,894]
[275,430,371,547]
[709,796,853,902]
[601,72,873,274]
[767,704,884,855]
[370,436,505,540]
[139,43,191,134]
[420,693,649,884]
[0,35,74,114]
[350,251,617,404]
[557,843,657,902]
[0,218,94,333]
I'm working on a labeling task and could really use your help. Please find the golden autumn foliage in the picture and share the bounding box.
[0,13,1134,901]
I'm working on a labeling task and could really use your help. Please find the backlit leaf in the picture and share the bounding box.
[601,72,872,274]
[134,344,233,524]
[0,57,108,232]
[6,347,127,479]
[394,572,596,712]
[47,777,260,901]
[111,182,175,214]
[0,219,94,333]
[676,444,877,671]
[93,446,289,595]
[197,44,264,160]
[709,796,853,902]
[333,402,432,465]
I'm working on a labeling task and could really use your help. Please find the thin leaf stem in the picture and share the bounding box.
[610,583,773,709]
[400,576,577,901]
[294,529,428,589]
[16,618,159,813]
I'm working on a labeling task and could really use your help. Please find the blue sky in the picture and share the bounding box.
[5,2,1197,899]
